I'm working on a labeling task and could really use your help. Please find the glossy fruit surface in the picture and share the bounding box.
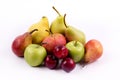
[42,33,66,53]
[45,55,58,69]
[12,29,37,57]
[65,26,86,45]
[53,45,68,59]
[61,58,76,72]
[66,41,85,63]
[24,44,47,66]
[84,39,103,63]
[28,16,49,43]
[50,6,66,35]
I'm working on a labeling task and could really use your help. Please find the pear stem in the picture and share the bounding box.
[45,30,54,37]
[29,29,38,34]
[80,61,87,68]
[45,30,53,34]
[52,6,61,16]
[63,14,68,28]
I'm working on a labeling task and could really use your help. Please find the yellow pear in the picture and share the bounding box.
[28,16,50,44]
[37,16,49,29]
[50,6,66,35]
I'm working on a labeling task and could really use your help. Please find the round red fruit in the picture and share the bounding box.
[53,45,68,59]
[61,58,76,73]
[45,55,58,69]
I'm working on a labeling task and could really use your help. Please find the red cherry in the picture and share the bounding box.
[53,45,68,59]
[61,58,76,73]
[45,55,58,69]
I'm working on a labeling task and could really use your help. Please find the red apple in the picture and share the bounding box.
[42,33,66,53]
[84,39,103,63]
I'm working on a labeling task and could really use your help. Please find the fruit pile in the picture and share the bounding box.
[11,7,103,73]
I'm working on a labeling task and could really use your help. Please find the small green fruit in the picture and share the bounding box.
[24,44,47,66]
[66,41,85,63]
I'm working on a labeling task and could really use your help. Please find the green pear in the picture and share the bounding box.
[64,15,86,45]
[50,6,66,34]
[65,26,86,45]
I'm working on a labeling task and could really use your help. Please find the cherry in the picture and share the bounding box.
[61,58,76,73]
[53,45,68,59]
[45,55,58,69]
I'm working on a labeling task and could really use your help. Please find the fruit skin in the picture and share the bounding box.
[45,55,58,69]
[50,7,66,34]
[62,14,86,45]
[65,26,86,45]
[42,33,66,53]
[53,45,68,59]
[61,58,76,73]
[31,16,49,29]
[84,39,103,63]
[37,16,49,29]
[24,44,47,66]
[12,29,37,57]
[28,16,49,43]
[66,41,85,63]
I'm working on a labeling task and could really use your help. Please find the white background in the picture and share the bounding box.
[0,0,120,80]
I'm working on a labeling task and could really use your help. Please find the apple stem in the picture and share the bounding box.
[52,6,61,16]
[41,42,47,45]
[30,29,38,34]
[63,14,68,28]
[74,41,78,46]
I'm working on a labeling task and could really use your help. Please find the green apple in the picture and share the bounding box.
[66,41,85,63]
[24,44,47,66]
